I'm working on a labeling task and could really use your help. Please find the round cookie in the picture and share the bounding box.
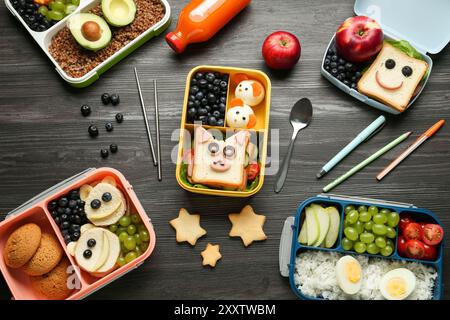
[23,233,63,276]
[4,223,42,268]
[30,258,73,300]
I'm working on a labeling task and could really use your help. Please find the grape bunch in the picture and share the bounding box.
[108,214,151,266]
[323,47,362,89]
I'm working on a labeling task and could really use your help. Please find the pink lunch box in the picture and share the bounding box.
[0,167,156,300]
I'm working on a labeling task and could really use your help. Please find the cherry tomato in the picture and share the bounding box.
[421,224,444,246]
[399,214,414,234]
[246,163,260,181]
[403,222,422,241]
[405,240,425,259]
[422,243,438,261]
[397,235,407,256]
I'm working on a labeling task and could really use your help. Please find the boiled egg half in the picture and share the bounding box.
[379,268,416,300]
[335,255,362,295]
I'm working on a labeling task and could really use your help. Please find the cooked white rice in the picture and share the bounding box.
[294,251,438,300]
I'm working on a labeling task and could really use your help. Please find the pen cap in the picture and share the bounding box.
[422,120,445,138]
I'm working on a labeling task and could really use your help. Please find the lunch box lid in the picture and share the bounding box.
[354,0,450,54]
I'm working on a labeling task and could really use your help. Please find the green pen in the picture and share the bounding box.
[323,131,412,193]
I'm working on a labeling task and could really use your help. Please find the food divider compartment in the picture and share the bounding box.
[0,206,82,300]
[41,168,155,290]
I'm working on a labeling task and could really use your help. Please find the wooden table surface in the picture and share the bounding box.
[1,0,449,300]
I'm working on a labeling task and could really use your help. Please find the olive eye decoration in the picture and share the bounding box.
[208,142,220,155]
[402,66,413,77]
[385,59,396,69]
[223,145,236,158]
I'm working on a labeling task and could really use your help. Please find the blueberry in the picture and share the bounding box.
[101,93,110,105]
[343,80,350,86]
[201,98,208,106]
[338,65,345,72]
[208,116,217,126]
[195,72,204,80]
[78,200,85,207]
[351,82,357,89]
[57,207,65,215]
[216,119,224,127]
[51,211,58,219]
[188,107,197,119]
[69,215,77,223]
[198,108,208,116]
[54,216,61,225]
[74,215,82,225]
[213,86,220,93]
[64,234,72,244]
[402,66,413,77]
[88,125,99,137]
[70,224,80,233]
[337,74,344,81]
[68,199,77,208]
[189,95,195,102]
[207,83,214,91]
[48,201,58,211]
[69,190,79,200]
[219,81,228,89]
[191,78,198,85]
[71,232,80,241]
[205,73,215,83]
[115,113,124,123]
[331,55,338,62]
[220,90,227,97]
[212,104,219,110]
[213,79,221,86]
[199,116,208,125]
[100,149,109,158]
[190,86,199,95]
[331,68,338,76]
[61,214,68,222]
[330,62,337,68]
[83,249,92,259]
[207,93,216,103]
[324,59,330,66]
[219,103,226,113]
[355,71,362,78]
[219,96,226,104]
[325,65,330,71]
[194,100,201,107]
[91,199,101,209]
[195,91,204,100]
[110,94,120,106]
[102,192,112,202]
[62,229,70,236]
[339,72,346,79]
[345,62,354,71]
[105,122,114,132]
[87,239,96,248]
[58,197,68,207]
[110,144,118,153]
[212,110,221,118]
[28,15,35,23]
[61,221,70,230]
[199,79,208,88]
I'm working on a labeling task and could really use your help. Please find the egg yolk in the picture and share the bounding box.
[387,278,407,298]
[345,262,361,283]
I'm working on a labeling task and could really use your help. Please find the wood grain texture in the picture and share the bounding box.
[0,0,449,300]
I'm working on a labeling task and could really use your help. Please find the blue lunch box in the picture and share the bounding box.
[279,194,444,300]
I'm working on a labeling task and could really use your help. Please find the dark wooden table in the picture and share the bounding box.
[1,0,449,300]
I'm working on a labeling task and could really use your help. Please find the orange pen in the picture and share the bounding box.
[377,120,445,181]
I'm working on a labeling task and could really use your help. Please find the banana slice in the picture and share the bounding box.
[80,184,93,201]
[102,176,117,187]
[85,183,122,220]
[75,228,109,273]
[89,191,126,226]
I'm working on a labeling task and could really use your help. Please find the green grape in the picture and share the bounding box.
[364,221,374,231]
[140,242,149,252]
[381,245,393,256]
[124,236,136,250]
[116,227,127,235]
[367,243,380,255]
[134,233,142,245]
[117,256,126,267]
[121,243,130,253]
[137,223,147,232]
[139,230,150,242]
[47,10,64,21]
[380,208,391,215]
[125,251,138,263]
[368,205,379,216]
[127,224,137,235]
[344,227,358,241]
[71,0,80,5]
[358,205,368,213]
[50,1,66,13]
[375,236,386,248]
[386,227,396,239]
[38,6,49,17]
[109,224,118,233]
[346,210,359,224]
[344,205,355,215]
[354,221,364,234]
[135,246,142,257]
[359,211,371,222]
[387,212,400,228]
[354,242,366,253]
[386,239,395,249]
[342,237,353,250]
[118,231,128,242]
[344,219,351,228]
[360,232,375,244]
[372,224,387,235]
[119,215,131,227]
[65,4,77,15]
[373,213,387,225]
[131,214,141,224]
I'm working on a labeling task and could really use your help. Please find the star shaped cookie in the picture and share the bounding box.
[169,208,207,246]
[201,243,222,267]
[228,205,267,247]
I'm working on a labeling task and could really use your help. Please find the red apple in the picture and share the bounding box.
[262,31,301,70]
[335,16,383,63]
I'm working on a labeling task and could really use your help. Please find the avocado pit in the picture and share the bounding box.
[82,21,102,42]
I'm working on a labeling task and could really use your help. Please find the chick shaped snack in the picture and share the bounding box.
[226,98,257,129]
[234,73,265,107]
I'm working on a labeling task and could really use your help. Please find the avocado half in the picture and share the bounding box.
[68,13,112,51]
[102,0,137,27]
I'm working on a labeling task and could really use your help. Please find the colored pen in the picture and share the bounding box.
[317,115,386,179]
[323,131,411,193]
[377,120,445,181]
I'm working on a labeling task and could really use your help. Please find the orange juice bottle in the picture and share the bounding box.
[166,0,252,53]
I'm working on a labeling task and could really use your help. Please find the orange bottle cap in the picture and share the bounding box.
[165,32,186,54]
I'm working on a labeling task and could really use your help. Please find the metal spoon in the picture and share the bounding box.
[274,98,313,193]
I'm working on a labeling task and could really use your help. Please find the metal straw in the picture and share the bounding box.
[134,67,157,167]
[153,79,162,181]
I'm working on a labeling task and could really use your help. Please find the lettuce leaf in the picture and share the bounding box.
[179,163,209,189]
[385,39,423,60]
[246,176,260,192]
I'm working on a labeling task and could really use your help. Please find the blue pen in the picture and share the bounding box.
[316,115,386,179]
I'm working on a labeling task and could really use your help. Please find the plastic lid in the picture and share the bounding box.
[354,0,450,54]
[165,32,186,54]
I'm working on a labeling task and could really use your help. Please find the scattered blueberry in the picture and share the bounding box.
[105,122,114,132]
[101,93,111,105]
[110,94,120,106]
[100,148,109,158]
[81,105,91,116]
[88,125,99,137]
[115,113,124,123]
[110,144,118,153]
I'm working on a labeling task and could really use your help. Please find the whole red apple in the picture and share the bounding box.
[335,16,383,63]
[262,31,301,70]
